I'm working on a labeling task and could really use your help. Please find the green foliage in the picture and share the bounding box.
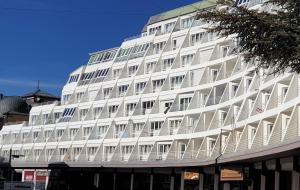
[199,0,300,74]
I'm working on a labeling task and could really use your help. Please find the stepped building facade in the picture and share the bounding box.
[1,0,300,190]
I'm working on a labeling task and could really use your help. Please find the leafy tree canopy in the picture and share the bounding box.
[198,0,300,74]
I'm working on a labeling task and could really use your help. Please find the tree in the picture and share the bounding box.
[198,0,300,74]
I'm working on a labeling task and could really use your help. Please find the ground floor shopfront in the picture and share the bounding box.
[10,156,297,190]
[2,155,300,190]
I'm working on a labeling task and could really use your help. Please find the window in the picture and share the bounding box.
[113,69,122,79]
[171,75,185,90]
[128,65,138,76]
[44,130,52,140]
[165,22,175,33]
[211,69,218,82]
[69,128,79,139]
[56,129,64,139]
[97,125,109,139]
[108,105,119,117]
[118,85,129,97]
[94,68,109,83]
[87,147,98,157]
[105,146,116,154]
[153,41,166,54]
[121,146,134,156]
[149,25,161,35]
[116,47,134,62]
[83,127,92,139]
[135,82,146,95]
[88,50,117,65]
[115,124,126,138]
[181,17,194,29]
[180,97,192,111]
[221,46,230,58]
[191,33,204,45]
[54,112,61,122]
[150,121,164,136]
[145,61,156,74]
[152,79,165,92]
[42,114,49,124]
[142,100,155,114]
[60,108,76,122]
[126,103,137,116]
[157,144,171,159]
[132,123,144,137]
[129,43,149,59]
[162,58,175,71]
[30,115,38,125]
[63,94,72,103]
[93,107,102,119]
[139,145,153,155]
[161,100,173,113]
[76,92,84,102]
[79,72,95,85]
[169,119,182,135]
[68,74,79,83]
[33,131,39,141]
[79,109,88,121]
[208,139,216,155]
[103,87,112,99]
[172,39,177,50]
[181,54,194,67]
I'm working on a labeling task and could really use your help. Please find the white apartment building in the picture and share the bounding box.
[1,0,300,190]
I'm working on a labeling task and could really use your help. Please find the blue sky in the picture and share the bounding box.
[0,0,198,96]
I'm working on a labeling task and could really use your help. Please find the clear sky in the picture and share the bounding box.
[0,0,199,97]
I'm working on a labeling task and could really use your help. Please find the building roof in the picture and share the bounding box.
[22,89,60,99]
[142,0,217,32]
[0,96,30,117]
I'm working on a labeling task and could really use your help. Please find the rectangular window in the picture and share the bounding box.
[113,69,122,79]
[128,65,138,77]
[180,97,192,111]
[181,54,194,67]
[153,41,166,54]
[165,22,175,33]
[181,17,194,29]
[68,74,79,83]
[114,124,126,138]
[142,100,155,114]
[103,87,112,99]
[132,122,145,137]
[126,103,137,116]
[118,85,129,97]
[79,109,88,121]
[152,79,165,92]
[162,58,175,71]
[135,82,147,95]
[145,61,157,74]
[93,107,102,119]
[76,92,84,102]
[108,105,119,117]
[191,33,204,46]
[170,75,185,90]
[97,125,109,139]
[150,121,164,136]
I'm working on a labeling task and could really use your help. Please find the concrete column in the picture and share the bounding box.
[260,174,266,190]
[150,174,154,190]
[170,176,174,190]
[113,173,116,190]
[180,171,184,190]
[130,173,134,190]
[275,171,280,190]
[214,174,219,190]
[292,171,299,190]
[248,180,253,190]
[223,183,230,190]
[199,174,204,190]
